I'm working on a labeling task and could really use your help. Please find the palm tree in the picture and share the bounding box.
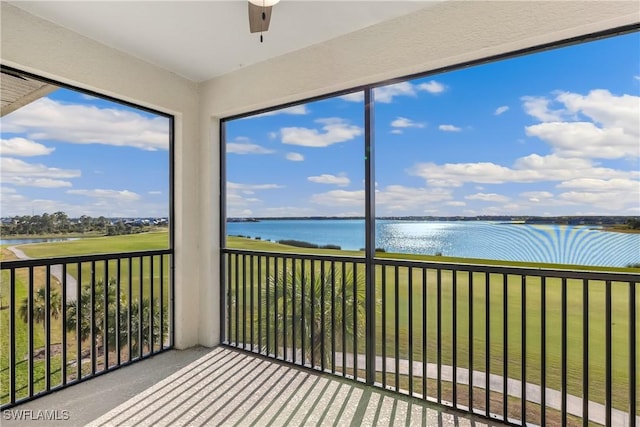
[66,278,168,355]
[257,265,366,368]
[19,286,62,326]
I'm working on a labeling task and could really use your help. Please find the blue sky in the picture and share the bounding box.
[225,32,640,218]
[1,89,170,218]
[1,33,638,220]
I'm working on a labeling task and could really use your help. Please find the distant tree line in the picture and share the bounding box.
[627,218,640,230]
[0,212,165,237]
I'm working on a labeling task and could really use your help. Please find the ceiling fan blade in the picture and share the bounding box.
[248,2,272,33]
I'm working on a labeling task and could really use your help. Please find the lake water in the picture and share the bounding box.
[227,219,640,267]
[0,237,76,246]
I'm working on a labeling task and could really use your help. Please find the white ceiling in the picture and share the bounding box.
[10,1,435,83]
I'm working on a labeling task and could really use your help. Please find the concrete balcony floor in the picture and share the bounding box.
[3,347,508,426]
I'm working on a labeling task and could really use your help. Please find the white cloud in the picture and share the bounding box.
[310,185,453,214]
[526,121,638,160]
[390,130,403,135]
[374,82,416,103]
[252,105,309,117]
[465,192,510,202]
[522,90,640,160]
[311,189,364,206]
[227,182,284,191]
[556,178,639,192]
[339,92,365,103]
[308,174,350,186]
[408,154,632,187]
[445,201,466,207]
[391,117,425,129]
[1,157,80,188]
[494,106,509,116]
[227,139,274,155]
[341,81,445,104]
[520,191,554,203]
[2,97,170,151]
[438,124,461,132]
[285,152,304,161]
[0,137,55,156]
[521,96,566,122]
[281,118,362,147]
[417,80,446,94]
[67,189,141,202]
[148,191,162,195]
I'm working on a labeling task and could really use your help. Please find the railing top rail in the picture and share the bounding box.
[1,248,172,269]
[222,247,640,282]
[222,247,364,264]
[374,257,640,282]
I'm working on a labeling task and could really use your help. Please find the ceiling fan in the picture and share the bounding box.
[248,0,281,42]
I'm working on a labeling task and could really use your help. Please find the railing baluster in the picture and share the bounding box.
[605,279,612,427]
[116,258,121,365]
[227,254,232,345]
[159,254,163,351]
[310,259,315,368]
[28,267,34,397]
[320,260,326,371]
[331,260,335,373]
[382,264,387,388]
[582,278,589,426]
[266,256,271,356]
[437,268,442,403]
[283,256,287,359]
[258,255,263,355]
[408,267,414,396]
[342,261,347,377]
[395,265,399,392]
[91,260,96,374]
[104,259,109,370]
[299,257,303,362]
[353,262,358,380]
[453,270,458,408]
[522,274,527,425]
[138,257,143,359]
[469,271,474,411]
[485,271,490,416]
[541,276,547,426]
[274,256,279,359]
[502,273,507,422]
[242,254,247,348]
[291,257,296,363]
[149,256,154,354]
[77,263,82,381]
[422,267,427,400]
[561,277,567,426]
[630,280,637,426]
[10,268,16,404]
[251,255,255,353]
[128,257,133,362]
[45,265,51,391]
[235,254,239,346]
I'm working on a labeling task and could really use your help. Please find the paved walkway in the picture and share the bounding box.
[333,352,638,426]
[7,245,77,302]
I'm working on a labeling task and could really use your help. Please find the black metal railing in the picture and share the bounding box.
[222,248,639,427]
[0,249,173,409]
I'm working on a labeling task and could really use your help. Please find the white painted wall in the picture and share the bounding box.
[2,1,638,349]
[1,3,202,349]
